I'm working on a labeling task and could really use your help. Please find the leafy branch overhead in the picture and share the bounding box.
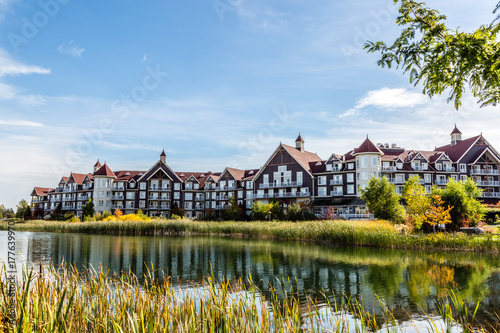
[365,0,500,109]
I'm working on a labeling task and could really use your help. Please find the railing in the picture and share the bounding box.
[51,198,61,202]
[329,180,343,185]
[159,205,170,209]
[149,205,159,209]
[330,191,344,196]
[411,166,428,171]
[435,180,448,185]
[476,181,500,186]
[388,178,405,184]
[62,197,74,202]
[82,185,92,190]
[442,167,456,172]
[215,196,229,201]
[160,196,170,200]
[78,196,89,201]
[112,196,124,200]
[195,205,204,210]
[470,169,500,175]
[149,187,160,191]
[112,205,124,209]
[63,188,73,193]
[259,182,302,189]
[195,196,204,201]
[216,205,229,210]
[482,192,500,198]
[326,167,342,172]
[149,197,159,200]
[254,191,311,199]
[381,166,397,172]
[215,185,236,191]
[246,194,253,199]
[112,186,125,191]
[160,187,171,191]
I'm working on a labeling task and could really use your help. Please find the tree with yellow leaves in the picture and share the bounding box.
[426,195,453,233]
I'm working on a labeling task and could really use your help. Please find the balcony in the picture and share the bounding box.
[246,193,253,199]
[259,182,302,189]
[482,192,500,198]
[381,166,397,172]
[470,169,500,175]
[112,195,124,200]
[112,186,125,191]
[149,197,159,201]
[160,187,171,191]
[149,205,159,209]
[63,188,73,193]
[78,196,89,201]
[195,205,204,210]
[435,179,448,185]
[195,196,204,201]
[215,185,236,191]
[51,198,61,202]
[149,187,160,191]
[82,185,93,190]
[216,196,229,201]
[442,167,456,172]
[160,196,170,200]
[411,166,429,171]
[216,205,229,210]
[476,181,500,187]
[330,191,344,197]
[112,205,124,209]
[254,191,311,199]
[388,178,405,184]
[159,205,170,209]
[326,167,342,172]
[329,179,343,185]
[62,197,74,202]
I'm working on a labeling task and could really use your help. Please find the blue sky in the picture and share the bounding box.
[0,0,499,209]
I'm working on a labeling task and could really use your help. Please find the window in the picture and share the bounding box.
[99,191,104,198]
[106,201,111,207]
[348,163,354,170]
[174,183,180,190]
[98,200,104,207]
[424,174,431,183]
[185,202,192,210]
[100,180,106,187]
[194,183,199,189]
[425,185,431,193]
[246,190,252,198]
[318,176,326,185]
[278,166,286,172]
[140,191,146,199]
[246,181,253,189]
[140,182,146,190]
[347,173,354,183]
[228,180,235,188]
[126,192,134,199]
[360,156,367,168]
[139,201,145,208]
[130,182,135,188]
[106,191,111,198]
[460,175,467,181]
[422,163,428,170]
[174,192,180,199]
[185,193,193,200]
[396,162,403,169]
[347,185,355,194]
[296,172,303,185]
[318,187,327,196]
[361,172,368,180]
[263,174,269,185]
[460,164,466,173]
[185,182,193,190]
[436,163,442,170]
[370,156,377,168]
[326,164,332,171]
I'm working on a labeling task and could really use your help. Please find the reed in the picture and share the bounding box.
[2,219,499,253]
[0,264,497,332]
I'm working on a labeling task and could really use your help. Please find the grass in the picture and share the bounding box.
[0,264,497,332]
[2,219,500,253]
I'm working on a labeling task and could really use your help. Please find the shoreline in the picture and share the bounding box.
[2,219,499,254]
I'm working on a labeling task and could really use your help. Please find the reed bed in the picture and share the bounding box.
[3,219,500,253]
[0,264,497,332]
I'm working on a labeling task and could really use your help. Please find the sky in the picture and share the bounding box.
[0,0,499,209]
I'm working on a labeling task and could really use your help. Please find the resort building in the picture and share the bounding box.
[31,126,500,219]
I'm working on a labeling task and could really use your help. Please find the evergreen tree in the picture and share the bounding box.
[360,176,405,223]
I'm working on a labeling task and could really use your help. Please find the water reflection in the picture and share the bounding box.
[1,231,500,326]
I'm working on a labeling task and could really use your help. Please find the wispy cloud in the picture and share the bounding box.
[356,87,427,109]
[100,140,163,152]
[58,41,85,58]
[0,48,51,76]
[0,119,44,127]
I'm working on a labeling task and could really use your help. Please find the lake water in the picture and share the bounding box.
[1,231,500,328]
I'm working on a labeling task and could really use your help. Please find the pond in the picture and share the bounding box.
[1,231,500,328]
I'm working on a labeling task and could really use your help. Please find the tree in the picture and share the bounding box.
[172,202,185,218]
[432,178,485,229]
[426,195,453,232]
[365,1,500,109]
[223,197,244,220]
[250,201,272,221]
[82,199,95,219]
[402,175,431,231]
[360,176,405,223]
[15,199,31,219]
[268,197,284,220]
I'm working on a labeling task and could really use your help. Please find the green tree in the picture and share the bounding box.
[250,201,272,221]
[172,202,185,218]
[365,1,500,109]
[15,199,31,219]
[223,197,244,221]
[402,175,431,231]
[268,197,284,220]
[82,199,95,219]
[360,176,405,223]
[432,178,485,229]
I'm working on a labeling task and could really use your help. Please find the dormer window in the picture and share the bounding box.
[396,163,403,169]
[326,164,332,171]
[436,164,442,171]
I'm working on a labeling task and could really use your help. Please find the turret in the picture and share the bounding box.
[160,149,166,164]
[93,159,102,173]
[295,134,304,151]
[451,125,462,146]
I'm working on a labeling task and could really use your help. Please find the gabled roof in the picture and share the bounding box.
[31,187,53,196]
[114,170,145,181]
[353,137,383,155]
[93,164,116,177]
[470,147,500,165]
[281,143,322,174]
[67,172,87,185]
[435,135,481,162]
[242,169,260,180]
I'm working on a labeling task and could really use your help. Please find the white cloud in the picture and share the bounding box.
[0,48,51,76]
[100,141,163,152]
[58,41,85,58]
[0,119,43,127]
[356,87,427,109]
